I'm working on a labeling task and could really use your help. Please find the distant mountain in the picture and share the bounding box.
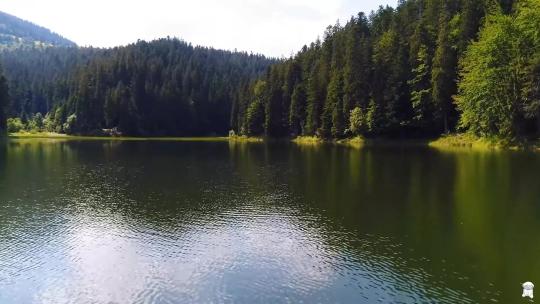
[0,11,76,50]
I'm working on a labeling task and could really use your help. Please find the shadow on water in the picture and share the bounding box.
[0,139,539,303]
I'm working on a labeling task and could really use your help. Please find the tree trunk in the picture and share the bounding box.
[444,113,449,134]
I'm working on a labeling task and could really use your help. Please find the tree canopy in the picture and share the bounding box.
[456,0,540,139]
[4,0,540,141]
[1,38,274,136]
[233,0,538,140]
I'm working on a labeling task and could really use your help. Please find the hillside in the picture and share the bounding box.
[1,39,274,136]
[0,11,75,50]
[2,0,539,140]
[232,0,540,141]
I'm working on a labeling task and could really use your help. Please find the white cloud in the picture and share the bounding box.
[0,0,396,57]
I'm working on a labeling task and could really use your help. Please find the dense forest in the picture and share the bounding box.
[1,0,539,140]
[233,0,540,140]
[0,66,7,134]
[1,39,273,136]
[0,11,75,50]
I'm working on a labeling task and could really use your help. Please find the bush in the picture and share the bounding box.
[63,114,77,134]
[6,118,25,133]
[349,107,366,136]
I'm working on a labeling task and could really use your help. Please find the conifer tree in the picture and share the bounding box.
[431,11,456,133]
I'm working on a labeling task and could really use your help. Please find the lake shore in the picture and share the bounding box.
[292,136,366,148]
[429,134,540,151]
[8,132,540,151]
[8,132,230,142]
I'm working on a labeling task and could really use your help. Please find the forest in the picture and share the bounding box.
[0,11,75,50]
[0,39,272,136]
[234,0,540,140]
[1,0,539,141]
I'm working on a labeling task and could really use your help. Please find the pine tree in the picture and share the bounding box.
[431,11,457,133]
[326,70,344,138]
[408,45,433,127]
[246,80,267,136]
[289,83,306,136]
[305,59,324,135]
[343,13,371,125]
[0,68,8,134]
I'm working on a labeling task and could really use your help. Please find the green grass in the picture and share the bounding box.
[291,136,325,145]
[8,132,231,142]
[227,135,264,143]
[8,131,540,151]
[429,133,540,151]
[336,136,365,148]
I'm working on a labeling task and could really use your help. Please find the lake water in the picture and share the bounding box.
[0,139,539,303]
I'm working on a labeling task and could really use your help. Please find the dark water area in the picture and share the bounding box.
[0,139,539,303]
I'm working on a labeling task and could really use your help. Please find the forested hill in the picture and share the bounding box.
[0,11,75,50]
[1,0,539,139]
[0,39,274,136]
[233,0,540,140]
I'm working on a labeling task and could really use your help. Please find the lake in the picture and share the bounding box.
[0,139,539,303]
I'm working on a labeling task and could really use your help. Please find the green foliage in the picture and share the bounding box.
[324,70,344,138]
[27,112,44,131]
[289,84,307,136]
[0,11,75,50]
[349,107,366,136]
[6,113,53,133]
[304,59,325,136]
[432,11,457,133]
[366,99,384,134]
[2,0,527,140]
[245,80,267,136]
[408,45,433,124]
[0,68,7,134]
[456,0,540,139]
[43,113,55,132]
[236,0,520,139]
[63,114,77,134]
[6,117,24,133]
[1,38,273,136]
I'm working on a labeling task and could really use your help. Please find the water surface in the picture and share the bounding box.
[0,139,539,303]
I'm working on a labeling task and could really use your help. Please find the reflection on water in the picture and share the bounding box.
[1,139,540,303]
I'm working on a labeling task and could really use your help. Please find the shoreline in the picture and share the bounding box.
[7,132,540,151]
[429,134,540,151]
[7,132,230,142]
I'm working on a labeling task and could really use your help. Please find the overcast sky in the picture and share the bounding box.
[1,0,396,57]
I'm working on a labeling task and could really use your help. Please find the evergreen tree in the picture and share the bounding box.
[432,11,457,133]
[289,83,306,136]
[0,66,8,134]
[305,59,324,135]
[2,0,527,140]
[246,80,267,136]
[456,0,540,138]
[408,45,433,127]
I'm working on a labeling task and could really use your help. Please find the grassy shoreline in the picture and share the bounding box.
[8,132,231,142]
[227,135,264,143]
[292,136,365,147]
[7,132,540,151]
[429,134,540,151]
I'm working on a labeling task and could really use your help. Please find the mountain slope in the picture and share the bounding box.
[1,38,274,136]
[0,11,75,50]
[231,0,540,140]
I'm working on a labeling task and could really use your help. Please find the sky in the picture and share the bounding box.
[1,0,396,57]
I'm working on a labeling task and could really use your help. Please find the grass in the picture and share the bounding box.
[8,131,540,151]
[336,136,365,148]
[429,133,540,151]
[8,132,231,142]
[9,131,70,138]
[291,136,325,145]
[227,135,264,143]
